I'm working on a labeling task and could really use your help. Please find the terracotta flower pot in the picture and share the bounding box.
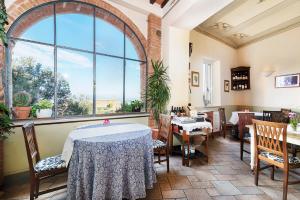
[13,107,31,119]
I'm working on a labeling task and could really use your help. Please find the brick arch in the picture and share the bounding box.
[6,0,147,60]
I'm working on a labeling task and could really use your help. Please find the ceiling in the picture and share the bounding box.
[195,0,300,49]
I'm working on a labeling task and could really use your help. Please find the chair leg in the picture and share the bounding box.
[283,168,289,200]
[270,165,275,180]
[240,140,244,161]
[255,158,260,186]
[223,125,226,138]
[166,148,169,173]
[158,151,161,164]
[30,177,36,200]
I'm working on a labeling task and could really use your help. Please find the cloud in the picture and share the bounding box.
[12,41,93,69]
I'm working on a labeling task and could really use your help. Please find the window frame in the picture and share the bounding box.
[203,60,213,107]
[5,1,148,118]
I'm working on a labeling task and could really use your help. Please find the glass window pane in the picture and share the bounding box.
[96,56,123,114]
[57,48,93,116]
[10,4,54,44]
[125,27,146,61]
[95,9,124,56]
[125,61,145,112]
[56,2,93,51]
[11,40,54,117]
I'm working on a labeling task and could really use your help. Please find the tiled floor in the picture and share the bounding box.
[1,136,300,200]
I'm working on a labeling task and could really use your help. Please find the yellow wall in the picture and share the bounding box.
[4,117,149,176]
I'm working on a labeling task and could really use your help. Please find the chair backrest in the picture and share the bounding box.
[204,111,214,129]
[238,113,255,139]
[252,119,287,164]
[158,114,171,144]
[22,122,40,173]
[218,107,226,131]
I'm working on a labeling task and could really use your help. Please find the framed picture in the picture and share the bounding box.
[224,80,230,92]
[191,71,199,87]
[275,73,300,88]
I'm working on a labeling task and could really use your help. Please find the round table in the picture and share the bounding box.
[64,123,156,200]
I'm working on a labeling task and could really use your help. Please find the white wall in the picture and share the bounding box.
[164,27,190,107]
[189,30,239,107]
[237,26,300,110]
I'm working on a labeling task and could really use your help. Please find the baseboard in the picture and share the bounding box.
[2,171,29,188]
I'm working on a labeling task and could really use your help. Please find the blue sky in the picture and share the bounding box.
[14,13,143,102]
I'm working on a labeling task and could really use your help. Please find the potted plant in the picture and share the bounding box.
[32,99,53,118]
[12,91,32,119]
[131,100,144,112]
[0,103,13,187]
[147,60,171,125]
[0,0,9,47]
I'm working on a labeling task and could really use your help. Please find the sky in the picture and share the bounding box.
[12,13,144,102]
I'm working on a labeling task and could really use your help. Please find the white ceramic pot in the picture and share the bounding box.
[36,109,53,118]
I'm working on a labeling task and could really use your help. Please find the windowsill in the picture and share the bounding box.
[12,112,150,127]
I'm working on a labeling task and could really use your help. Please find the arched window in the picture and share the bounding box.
[7,1,147,118]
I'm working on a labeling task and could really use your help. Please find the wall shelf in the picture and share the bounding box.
[231,66,250,91]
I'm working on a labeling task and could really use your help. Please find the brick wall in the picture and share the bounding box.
[147,14,162,127]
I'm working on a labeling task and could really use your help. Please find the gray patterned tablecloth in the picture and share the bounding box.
[65,123,156,200]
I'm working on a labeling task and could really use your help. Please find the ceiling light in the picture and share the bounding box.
[210,22,232,31]
[233,33,248,39]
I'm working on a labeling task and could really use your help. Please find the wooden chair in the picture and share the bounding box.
[218,107,235,138]
[204,111,214,137]
[152,114,171,172]
[253,120,300,200]
[238,113,255,161]
[22,122,67,200]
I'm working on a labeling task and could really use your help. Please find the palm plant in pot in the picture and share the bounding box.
[147,60,171,126]
[0,103,13,186]
[12,91,32,119]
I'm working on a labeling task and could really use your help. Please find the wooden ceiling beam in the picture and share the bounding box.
[161,0,169,8]
[150,0,156,4]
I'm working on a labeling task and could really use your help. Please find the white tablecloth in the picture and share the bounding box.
[229,111,263,125]
[248,124,300,169]
[171,120,212,133]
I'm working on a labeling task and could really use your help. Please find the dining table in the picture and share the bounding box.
[61,122,156,200]
[171,117,212,166]
[247,124,300,170]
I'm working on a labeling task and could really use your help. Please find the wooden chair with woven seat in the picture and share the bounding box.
[218,107,235,138]
[253,120,300,200]
[152,114,171,172]
[238,113,255,161]
[22,122,67,200]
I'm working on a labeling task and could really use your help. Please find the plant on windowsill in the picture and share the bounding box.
[0,0,9,47]
[131,100,143,112]
[0,103,14,187]
[147,60,170,126]
[31,99,53,118]
[12,91,32,119]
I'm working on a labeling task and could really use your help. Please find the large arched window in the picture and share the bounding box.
[6,1,147,118]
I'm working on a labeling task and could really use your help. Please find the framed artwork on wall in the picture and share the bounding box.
[275,73,300,88]
[191,71,199,87]
[224,80,230,92]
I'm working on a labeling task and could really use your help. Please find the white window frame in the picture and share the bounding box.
[203,61,213,107]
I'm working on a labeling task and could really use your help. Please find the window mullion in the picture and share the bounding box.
[54,3,58,118]
[123,24,126,111]
[93,7,96,116]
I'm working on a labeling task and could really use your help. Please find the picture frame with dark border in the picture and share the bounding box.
[224,80,230,92]
[191,71,199,87]
[275,73,300,88]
